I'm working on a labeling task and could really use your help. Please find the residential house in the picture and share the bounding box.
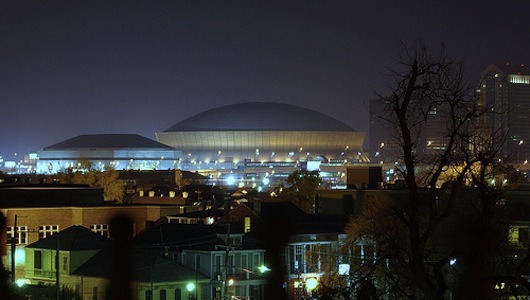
[134,223,268,300]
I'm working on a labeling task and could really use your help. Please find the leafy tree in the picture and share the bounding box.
[276,169,322,213]
[56,163,124,203]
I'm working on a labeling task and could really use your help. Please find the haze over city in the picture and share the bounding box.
[2,1,530,161]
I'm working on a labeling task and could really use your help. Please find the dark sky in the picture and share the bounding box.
[1,1,529,161]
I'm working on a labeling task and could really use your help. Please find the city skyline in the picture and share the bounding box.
[2,1,530,161]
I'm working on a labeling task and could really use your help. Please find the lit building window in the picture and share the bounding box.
[38,225,59,240]
[244,217,251,233]
[509,75,530,84]
[90,224,109,237]
[6,226,28,245]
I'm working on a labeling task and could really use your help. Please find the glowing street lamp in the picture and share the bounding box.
[186,282,196,300]
[258,265,270,273]
[305,277,318,294]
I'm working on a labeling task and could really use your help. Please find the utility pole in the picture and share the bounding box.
[10,215,17,282]
[56,240,60,300]
[222,222,231,300]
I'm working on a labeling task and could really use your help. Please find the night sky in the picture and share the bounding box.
[1,1,530,162]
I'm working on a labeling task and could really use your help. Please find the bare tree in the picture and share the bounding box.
[351,41,522,300]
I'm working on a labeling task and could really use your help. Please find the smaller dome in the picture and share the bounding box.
[165,102,355,132]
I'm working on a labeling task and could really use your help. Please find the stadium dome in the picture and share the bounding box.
[155,102,366,165]
[164,102,355,132]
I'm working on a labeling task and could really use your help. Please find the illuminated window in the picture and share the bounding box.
[38,225,59,239]
[509,75,530,84]
[6,226,28,245]
[244,217,251,233]
[509,226,529,244]
[90,224,109,237]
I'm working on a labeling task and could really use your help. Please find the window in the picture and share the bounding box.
[244,217,251,233]
[294,245,304,271]
[90,224,109,237]
[253,254,260,272]
[34,250,42,269]
[195,254,201,269]
[6,226,28,245]
[63,256,68,271]
[241,254,248,271]
[145,290,153,300]
[228,236,241,245]
[174,288,182,300]
[160,289,167,300]
[39,225,59,239]
[92,286,98,300]
[520,227,529,244]
[214,255,222,274]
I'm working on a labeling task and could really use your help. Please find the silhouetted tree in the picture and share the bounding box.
[349,40,522,300]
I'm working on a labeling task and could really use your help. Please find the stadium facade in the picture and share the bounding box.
[36,134,181,174]
[155,102,367,188]
[36,102,368,189]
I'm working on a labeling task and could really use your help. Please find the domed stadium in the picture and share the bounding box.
[155,102,367,169]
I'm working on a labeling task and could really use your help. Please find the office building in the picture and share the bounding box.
[478,63,530,162]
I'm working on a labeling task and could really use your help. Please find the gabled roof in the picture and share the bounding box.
[26,226,112,251]
[133,223,255,251]
[44,134,174,150]
[73,249,208,283]
[180,171,209,180]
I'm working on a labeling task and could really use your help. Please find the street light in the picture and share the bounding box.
[186,282,196,300]
[258,265,270,274]
[306,277,318,296]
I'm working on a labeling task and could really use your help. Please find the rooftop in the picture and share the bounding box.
[490,63,530,76]
[44,134,174,150]
[164,102,355,132]
[26,226,112,251]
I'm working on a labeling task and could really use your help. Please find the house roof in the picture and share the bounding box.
[180,171,209,180]
[0,184,104,208]
[257,201,349,234]
[73,249,208,283]
[133,223,263,251]
[44,134,174,150]
[26,226,112,250]
[167,208,225,219]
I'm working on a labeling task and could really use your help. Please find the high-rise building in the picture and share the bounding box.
[369,97,448,164]
[477,64,530,162]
